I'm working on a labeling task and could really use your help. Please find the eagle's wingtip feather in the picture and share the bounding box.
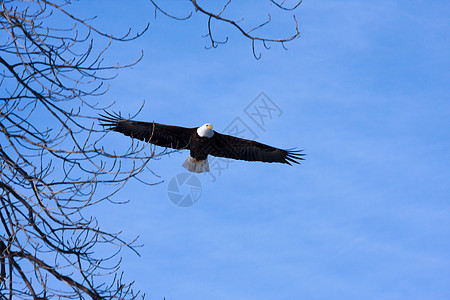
[98,111,125,129]
[284,148,306,165]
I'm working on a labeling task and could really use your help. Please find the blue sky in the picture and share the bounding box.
[67,1,449,299]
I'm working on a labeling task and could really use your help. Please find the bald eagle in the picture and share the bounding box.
[99,113,304,173]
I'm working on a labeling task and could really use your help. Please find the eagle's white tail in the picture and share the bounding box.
[182,155,210,173]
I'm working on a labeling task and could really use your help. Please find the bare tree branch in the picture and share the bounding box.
[150,0,302,59]
[270,0,303,11]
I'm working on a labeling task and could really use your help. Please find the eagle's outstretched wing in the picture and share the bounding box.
[99,112,194,150]
[206,132,305,165]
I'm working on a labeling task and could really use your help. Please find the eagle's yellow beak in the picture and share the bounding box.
[207,124,213,130]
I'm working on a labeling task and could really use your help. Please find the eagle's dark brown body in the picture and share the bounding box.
[190,132,212,161]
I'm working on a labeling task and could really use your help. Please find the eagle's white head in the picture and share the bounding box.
[197,123,214,138]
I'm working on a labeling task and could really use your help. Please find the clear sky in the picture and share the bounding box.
[69,1,449,299]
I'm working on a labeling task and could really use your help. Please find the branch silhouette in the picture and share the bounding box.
[150,0,302,59]
[0,1,151,298]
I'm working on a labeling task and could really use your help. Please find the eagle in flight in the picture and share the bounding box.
[100,112,304,173]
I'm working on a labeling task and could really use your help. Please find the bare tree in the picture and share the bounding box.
[0,0,152,298]
[0,0,302,299]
